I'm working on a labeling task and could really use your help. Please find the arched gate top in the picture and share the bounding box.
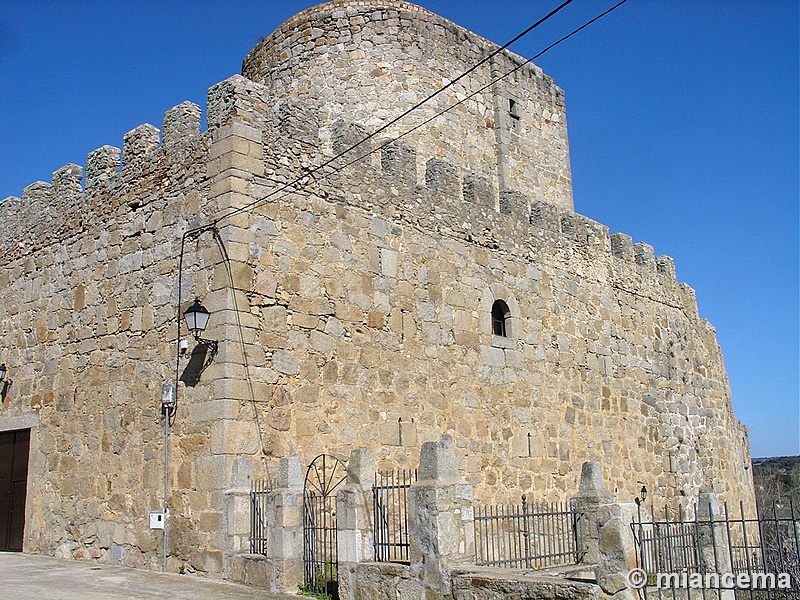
[304,454,347,497]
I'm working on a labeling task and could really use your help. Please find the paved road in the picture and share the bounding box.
[0,553,300,600]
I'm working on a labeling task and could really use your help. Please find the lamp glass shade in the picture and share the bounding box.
[183,299,210,333]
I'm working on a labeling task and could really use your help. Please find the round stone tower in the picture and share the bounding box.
[242,0,574,210]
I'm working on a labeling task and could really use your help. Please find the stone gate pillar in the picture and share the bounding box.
[594,501,638,598]
[337,448,376,600]
[570,461,616,564]
[571,462,638,598]
[267,456,304,592]
[408,435,475,599]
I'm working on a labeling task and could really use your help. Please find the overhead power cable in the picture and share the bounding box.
[196,0,628,230]
[171,0,629,432]
[328,0,630,176]
[189,0,574,232]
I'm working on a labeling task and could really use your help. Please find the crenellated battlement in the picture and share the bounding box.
[257,104,698,320]
[1,75,699,324]
[0,101,206,261]
[85,145,121,189]
[202,71,699,322]
[242,0,573,210]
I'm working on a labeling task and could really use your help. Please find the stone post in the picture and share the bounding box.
[267,456,305,592]
[570,462,638,598]
[595,502,639,599]
[337,449,376,600]
[570,461,616,564]
[224,485,251,570]
[697,492,735,600]
[408,435,475,599]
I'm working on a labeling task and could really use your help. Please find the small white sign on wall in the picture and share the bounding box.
[149,511,166,530]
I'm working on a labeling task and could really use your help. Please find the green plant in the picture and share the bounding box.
[298,584,333,600]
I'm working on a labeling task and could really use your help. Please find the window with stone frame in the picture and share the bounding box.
[508,98,521,128]
[491,299,511,338]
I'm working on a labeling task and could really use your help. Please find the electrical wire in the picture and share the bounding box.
[165,223,215,571]
[186,0,575,235]
[196,0,628,229]
[327,0,630,177]
[169,0,630,443]
[210,228,269,456]
[173,223,217,426]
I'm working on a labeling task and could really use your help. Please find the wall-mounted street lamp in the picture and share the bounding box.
[634,484,648,573]
[635,485,648,506]
[182,299,218,356]
[183,299,210,339]
[0,363,12,398]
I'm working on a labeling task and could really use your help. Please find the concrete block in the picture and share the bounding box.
[346,448,375,486]
[277,456,303,489]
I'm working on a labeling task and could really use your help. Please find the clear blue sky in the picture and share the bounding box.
[1,1,797,458]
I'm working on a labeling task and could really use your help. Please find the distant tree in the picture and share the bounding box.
[752,457,800,592]
[753,457,800,515]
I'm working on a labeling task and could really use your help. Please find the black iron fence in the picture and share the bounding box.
[474,495,585,569]
[373,469,416,563]
[632,500,800,599]
[250,479,269,555]
[634,504,705,576]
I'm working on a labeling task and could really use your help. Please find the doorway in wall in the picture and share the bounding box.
[0,429,30,552]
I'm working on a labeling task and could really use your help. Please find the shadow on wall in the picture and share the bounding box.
[179,343,216,388]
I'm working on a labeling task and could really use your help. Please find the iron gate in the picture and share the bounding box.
[303,454,347,599]
[474,495,585,569]
[373,469,416,563]
[249,479,269,555]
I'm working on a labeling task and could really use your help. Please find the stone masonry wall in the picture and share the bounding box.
[221,110,754,511]
[202,63,754,514]
[0,97,277,574]
[0,0,755,580]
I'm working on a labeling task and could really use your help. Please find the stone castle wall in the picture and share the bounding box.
[0,102,236,572]
[0,0,754,579]
[207,76,753,509]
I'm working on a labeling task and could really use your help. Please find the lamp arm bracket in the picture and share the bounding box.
[196,338,218,351]
[184,223,219,241]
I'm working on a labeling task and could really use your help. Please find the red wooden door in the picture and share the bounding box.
[0,429,30,552]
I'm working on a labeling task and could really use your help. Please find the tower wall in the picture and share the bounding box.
[242,0,573,211]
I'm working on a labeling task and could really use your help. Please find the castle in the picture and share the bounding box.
[0,0,754,582]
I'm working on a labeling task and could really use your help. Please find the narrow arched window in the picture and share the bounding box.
[491,300,510,337]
